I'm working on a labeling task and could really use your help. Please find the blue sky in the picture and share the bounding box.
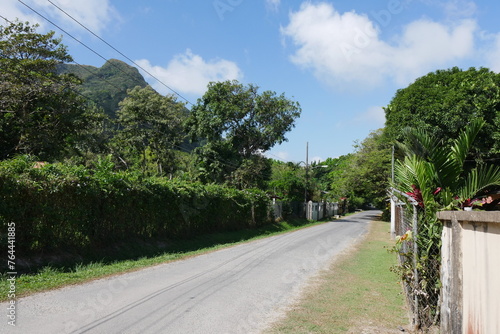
[3,0,500,163]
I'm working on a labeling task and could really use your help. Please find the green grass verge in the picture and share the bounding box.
[265,219,409,333]
[0,218,326,301]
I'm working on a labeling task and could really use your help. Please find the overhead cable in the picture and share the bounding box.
[46,0,192,105]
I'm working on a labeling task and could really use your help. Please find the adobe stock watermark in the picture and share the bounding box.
[340,0,413,62]
[213,0,244,21]
[6,222,17,327]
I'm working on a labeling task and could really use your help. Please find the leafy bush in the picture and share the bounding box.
[0,156,272,255]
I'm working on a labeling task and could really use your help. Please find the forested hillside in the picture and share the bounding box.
[57,59,148,118]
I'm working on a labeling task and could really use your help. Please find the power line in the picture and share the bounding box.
[16,0,158,100]
[1,14,246,174]
[1,11,287,179]
[46,0,193,106]
[265,152,288,163]
[0,14,123,107]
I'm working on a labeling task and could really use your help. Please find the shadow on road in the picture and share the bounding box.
[13,218,316,275]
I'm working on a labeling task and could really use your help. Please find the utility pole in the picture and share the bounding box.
[303,142,309,220]
[304,142,309,203]
[390,145,396,239]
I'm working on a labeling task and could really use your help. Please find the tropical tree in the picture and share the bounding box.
[230,154,272,190]
[0,20,90,160]
[65,102,113,159]
[326,129,391,210]
[267,160,306,202]
[384,67,500,160]
[324,155,353,200]
[113,85,188,174]
[395,118,500,212]
[186,80,301,188]
[392,118,500,327]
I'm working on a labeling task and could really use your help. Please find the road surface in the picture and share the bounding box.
[2,211,378,334]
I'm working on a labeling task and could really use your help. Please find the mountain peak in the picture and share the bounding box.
[58,60,148,117]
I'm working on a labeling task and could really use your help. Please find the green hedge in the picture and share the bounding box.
[0,156,272,253]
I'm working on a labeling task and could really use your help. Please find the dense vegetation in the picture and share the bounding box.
[0,155,271,258]
[387,69,500,329]
[384,67,500,161]
[2,20,499,277]
[0,21,90,161]
[0,21,305,268]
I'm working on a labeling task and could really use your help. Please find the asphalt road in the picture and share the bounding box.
[2,211,378,334]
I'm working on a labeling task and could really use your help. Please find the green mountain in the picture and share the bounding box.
[57,59,148,118]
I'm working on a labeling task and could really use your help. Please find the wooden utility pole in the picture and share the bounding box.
[304,142,309,203]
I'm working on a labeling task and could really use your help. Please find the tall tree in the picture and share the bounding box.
[267,160,306,202]
[114,85,188,174]
[327,130,392,209]
[0,21,88,160]
[384,67,500,160]
[186,80,301,188]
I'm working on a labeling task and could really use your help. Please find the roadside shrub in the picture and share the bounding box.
[0,156,272,255]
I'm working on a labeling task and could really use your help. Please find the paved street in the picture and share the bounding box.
[2,211,378,334]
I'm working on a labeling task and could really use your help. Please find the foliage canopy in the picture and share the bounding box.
[114,86,189,174]
[186,80,301,188]
[0,21,91,160]
[384,67,500,160]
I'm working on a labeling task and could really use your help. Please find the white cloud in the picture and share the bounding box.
[135,49,243,96]
[34,0,119,33]
[1,0,118,34]
[354,106,386,126]
[1,0,43,26]
[281,2,477,90]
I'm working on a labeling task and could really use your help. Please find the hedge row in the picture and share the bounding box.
[0,156,272,254]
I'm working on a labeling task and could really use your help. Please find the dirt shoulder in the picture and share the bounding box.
[264,217,412,334]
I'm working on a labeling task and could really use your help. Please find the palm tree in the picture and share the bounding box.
[392,118,500,327]
[395,118,500,211]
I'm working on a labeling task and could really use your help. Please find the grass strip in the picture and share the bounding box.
[0,218,326,301]
[265,219,409,334]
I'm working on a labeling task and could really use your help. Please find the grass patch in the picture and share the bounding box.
[0,218,326,301]
[265,219,409,334]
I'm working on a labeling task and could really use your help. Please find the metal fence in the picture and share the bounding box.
[391,190,441,331]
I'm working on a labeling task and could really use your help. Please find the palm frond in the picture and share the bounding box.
[399,126,441,160]
[399,126,458,188]
[394,155,421,191]
[458,164,500,201]
[450,118,485,167]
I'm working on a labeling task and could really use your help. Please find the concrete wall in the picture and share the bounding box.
[437,211,500,334]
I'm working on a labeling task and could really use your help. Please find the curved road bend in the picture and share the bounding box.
[2,210,379,334]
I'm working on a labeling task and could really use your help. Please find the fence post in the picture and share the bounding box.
[412,204,420,330]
